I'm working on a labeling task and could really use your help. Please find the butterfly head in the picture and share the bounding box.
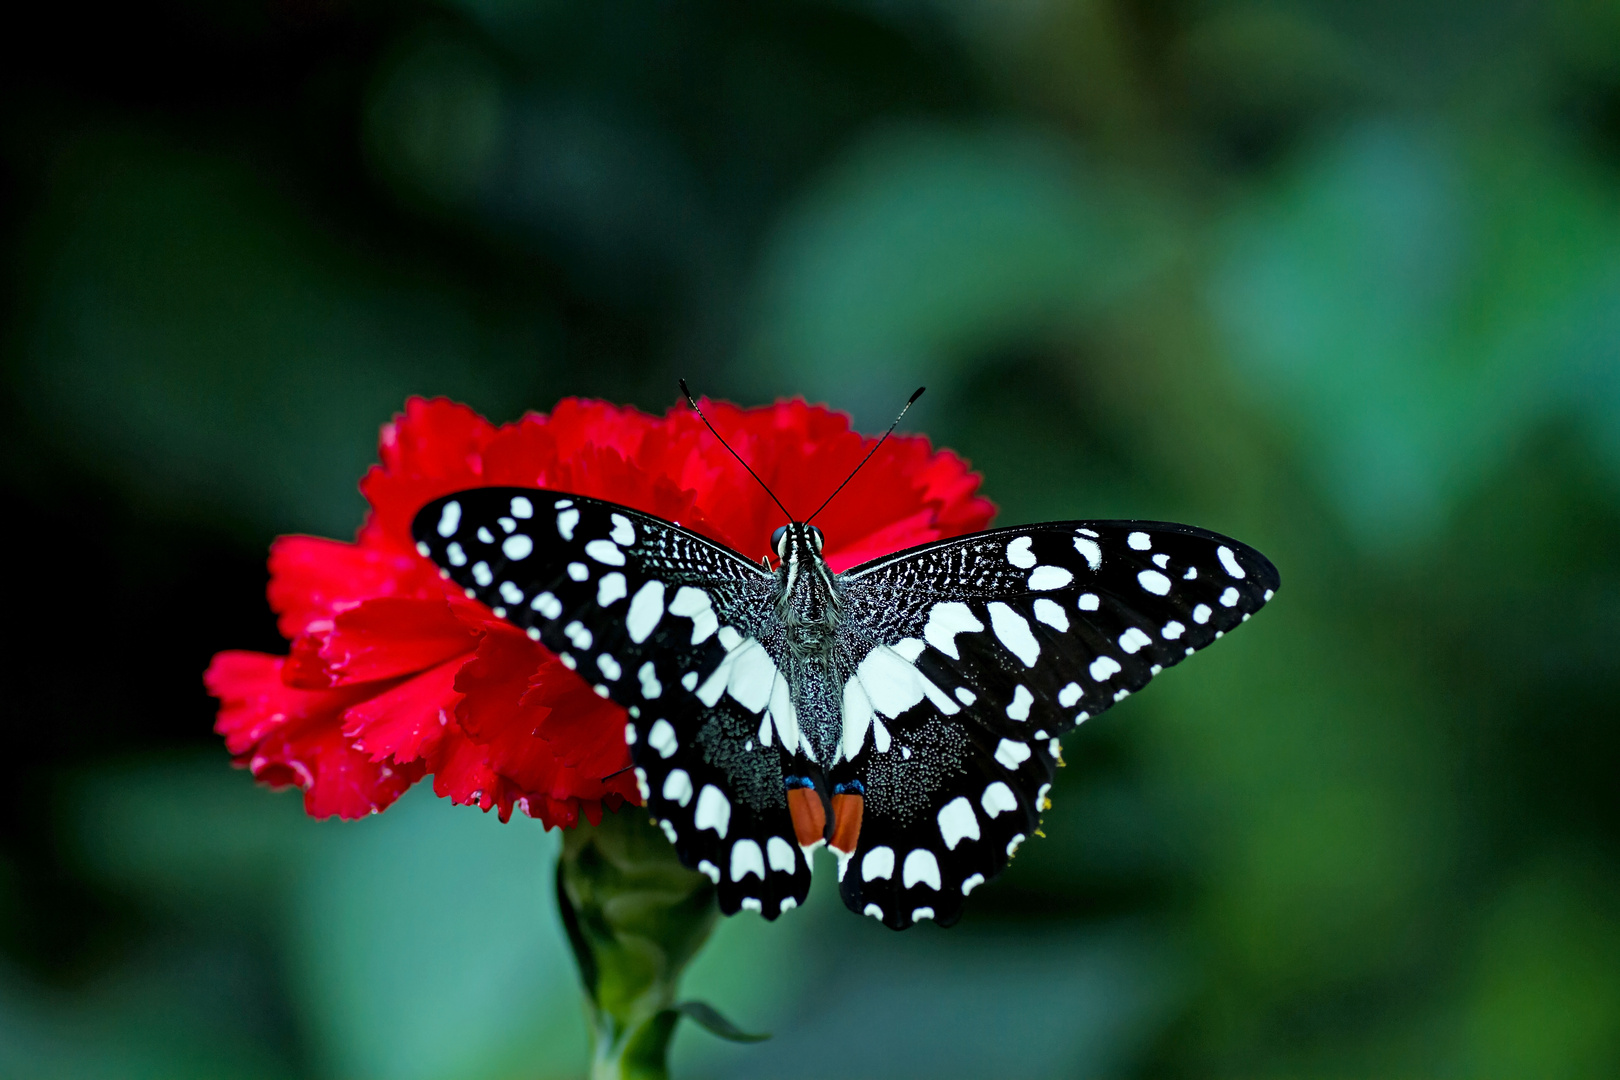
[771,522,824,561]
[771,522,838,630]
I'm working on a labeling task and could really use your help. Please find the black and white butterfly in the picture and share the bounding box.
[410,470,1278,930]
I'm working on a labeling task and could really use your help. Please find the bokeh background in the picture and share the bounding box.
[5,1,1620,1077]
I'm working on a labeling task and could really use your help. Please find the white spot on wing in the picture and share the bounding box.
[436,501,461,537]
[626,580,665,643]
[531,591,562,619]
[639,661,662,700]
[938,797,980,850]
[662,769,693,807]
[567,562,588,582]
[1032,598,1069,631]
[765,836,795,874]
[1218,545,1246,579]
[668,586,718,644]
[841,677,875,761]
[902,849,942,891]
[1078,593,1100,611]
[731,840,765,881]
[768,673,800,756]
[1057,682,1082,707]
[1005,685,1034,721]
[610,513,636,547]
[648,719,677,758]
[1162,620,1185,640]
[477,526,495,545]
[987,603,1040,667]
[955,687,976,705]
[1118,627,1153,654]
[1073,536,1102,571]
[981,781,1018,817]
[509,496,533,519]
[1028,565,1074,590]
[501,534,533,560]
[862,846,896,881]
[1220,586,1240,607]
[1006,536,1037,568]
[994,739,1031,770]
[1193,603,1212,624]
[556,508,579,540]
[597,572,627,606]
[584,539,625,566]
[890,637,925,662]
[1128,531,1152,550]
[922,602,983,660]
[962,873,985,895]
[694,786,730,838]
[698,860,720,882]
[912,907,935,922]
[1089,656,1122,681]
[447,542,467,567]
[724,639,778,714]
[849,645,959,724]
[499,581,524,605]
[1138,569,1171,595]
[472,562,493,586]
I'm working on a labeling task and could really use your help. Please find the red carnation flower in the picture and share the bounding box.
[205,396,995,827]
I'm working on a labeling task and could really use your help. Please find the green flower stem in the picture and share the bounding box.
[556,806,722,1080]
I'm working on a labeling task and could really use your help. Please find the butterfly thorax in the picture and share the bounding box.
[774,523,844,660]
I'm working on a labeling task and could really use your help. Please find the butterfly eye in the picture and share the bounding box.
[772,525,789,557]
[808,525,825,552]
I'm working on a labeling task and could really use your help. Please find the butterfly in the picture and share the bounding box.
[410,393,1278,930]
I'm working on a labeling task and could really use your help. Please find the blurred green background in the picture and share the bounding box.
[4,0,1620,1076]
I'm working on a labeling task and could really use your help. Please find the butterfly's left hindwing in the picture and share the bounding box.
[829,520,1279,929]
[410,488,813,918]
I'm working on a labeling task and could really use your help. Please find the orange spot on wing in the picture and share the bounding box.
[788,786,828,849]
[829,792,864,855]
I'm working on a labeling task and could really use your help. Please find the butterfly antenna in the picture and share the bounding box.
[679,380,794,521]
[805,386,925,525]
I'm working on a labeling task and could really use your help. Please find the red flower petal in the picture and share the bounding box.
[318,597,482,686]
[340,655,465,764]
[269,536,440,639]
[209,393,995,827]
[204,651,422,819]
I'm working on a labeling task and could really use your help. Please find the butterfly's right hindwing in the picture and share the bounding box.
[411,488,812,917]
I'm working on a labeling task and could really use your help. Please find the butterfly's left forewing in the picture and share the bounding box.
[831,520,1279,928]
[411,488,813,917]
